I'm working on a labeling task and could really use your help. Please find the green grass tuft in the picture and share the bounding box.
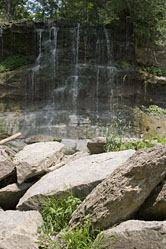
[40,193,81,236]
[37,193,101,248]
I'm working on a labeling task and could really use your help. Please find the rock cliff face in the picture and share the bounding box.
[0,21,165,139]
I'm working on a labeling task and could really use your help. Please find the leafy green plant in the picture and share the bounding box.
[105,133,166,152]
[154,136,166,144]
[37,193,101,248]
[105,136,156,152]
[139,66,166,77]
[0,55,35,73]
[141,105,166,117]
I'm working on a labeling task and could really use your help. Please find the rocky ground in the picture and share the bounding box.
[0,136,166,248]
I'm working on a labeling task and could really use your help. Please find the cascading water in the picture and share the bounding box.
[71,23,80,110]
[26,26,59,105]
[12,22,136,138]
[73,23,80,66]
[96,67,100,116]
[25,29,44,103]
[104,27,111,60]
[0,26,3,61]
[49,26,58,79]
[53,23,80,112]
[37,29,43,63]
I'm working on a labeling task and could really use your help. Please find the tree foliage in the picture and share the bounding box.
[110,0,166,44]
[0,0,166,45]
[0,0,28,20]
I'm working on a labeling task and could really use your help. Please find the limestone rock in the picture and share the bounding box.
[87,137,106,154]
[62,139,90,152]
[0,183,33,210]
[0,147,15,182]
[137,180,166,220]
[69,145,166,230]
[0,210,43,249]
[14,142,65,184]
[133,107,166,137]
[16,149,135,211]
[93,220,166,249]
[25,135,61,144]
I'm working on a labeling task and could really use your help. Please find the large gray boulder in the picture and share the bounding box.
[0,210,43,249]
[14,142,65,184]
[0,148,15,182]
[137,180,166,220]
[16,149,135,211]
[70,145,166,230]
[93,220,166,249]
[0,183,33,210]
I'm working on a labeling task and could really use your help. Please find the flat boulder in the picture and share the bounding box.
[0,183,33,210]
[16,149,135,210]
[70,145,166,230]
[25,135,61,144]
[0,210,43,249]
[14,142,65,184]
[137,180,166,220]
[93,220,166,249]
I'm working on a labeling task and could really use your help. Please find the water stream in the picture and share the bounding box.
[20,22,135,138]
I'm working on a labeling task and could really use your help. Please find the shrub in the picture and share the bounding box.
[142,105,166,117]
[0,55,35,73]
[105,134,166,152]
[139,66,166,77]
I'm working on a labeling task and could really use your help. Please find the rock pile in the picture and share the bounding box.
[0,139,166,248]
[69,144,166,248]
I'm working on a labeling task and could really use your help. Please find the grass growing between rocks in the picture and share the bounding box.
[37,193,101,248]
[105,135,166,152]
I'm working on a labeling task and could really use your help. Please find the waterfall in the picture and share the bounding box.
[0,26,3,61]
[72,75,79,110]
[25,29,44,103]
[96,68,100,116]
[70,23,80,110]
[107,66,118,111]
[76,23,80,66]
[31,71,35,101]
[36,29,43,65]
[104,27,111,59]
[26,26,59,104]
[72,23,80,66]
[49,26,58,78]
[20,22,135,139]
[73,24,80,110]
